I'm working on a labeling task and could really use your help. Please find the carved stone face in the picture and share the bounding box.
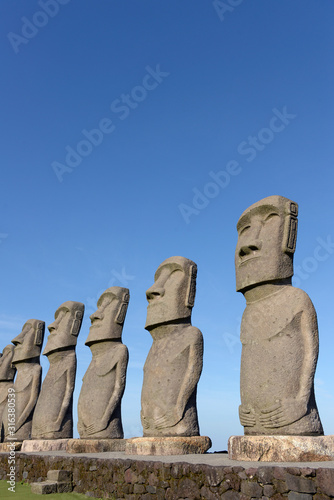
[85,287,129,346]
[235,195,298,293]
[12,320,45,363]
[0,344,16,381]
[145,256,197,330]
[43,301,84,356]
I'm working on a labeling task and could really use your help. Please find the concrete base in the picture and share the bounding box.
[228,434,334,462]
[0,441,22,452]
[66,438,126,453]
[126,436,212,455]
[21,439,69,452]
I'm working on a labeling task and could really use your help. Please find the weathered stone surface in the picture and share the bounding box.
[3,320,45,441]
[288,493,313,500]
[274,477,289,493]
[206,467,226,487]
[235,196,323,436]
[313,494,332,500]
[285,472,316,493]
[21,439,69,452]
[221,491,241,500]
[257,466,274,484]
[126,436,211,455]
[241,479,263,497]
[0,441,22,452]
[141,256,204,438]
[177,477,200,498]
[300,467,315,477]
[77,287,129,439]
[273,467,286,480]
[56,482,73,492]
[200,485,220,499]
[316,468,334,497]
[133,483,146,494]
[263,484,275,497]
[66,438,126,453]
[31,481,57,494]
[47,469,72,482]
[0,345,16,442]
[287,466,302,476]
[32,301,84,440]
[228,435,334,461]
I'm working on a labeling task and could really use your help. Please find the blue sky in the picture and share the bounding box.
[1,1,333,452]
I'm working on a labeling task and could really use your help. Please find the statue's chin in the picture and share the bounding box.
[145,313,191,331]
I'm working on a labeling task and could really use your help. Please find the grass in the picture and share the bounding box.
[0,480,104,499]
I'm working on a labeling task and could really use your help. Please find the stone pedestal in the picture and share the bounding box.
[126,436,212,455]
[21,439,69,452]
[66,438,126,453]
[228,435,334,462]
[0,441,22,452]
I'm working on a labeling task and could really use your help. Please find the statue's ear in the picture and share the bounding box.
[34,322,45,346]
[71,310,83,336]
[186,264,197,308]
[283,201,298,254]
[115,292,130,325]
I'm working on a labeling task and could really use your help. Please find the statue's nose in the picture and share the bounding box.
[90,310,104,322]
[146,286,165,301]
[239,240,262,257]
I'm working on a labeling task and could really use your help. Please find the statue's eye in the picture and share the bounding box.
[55,310,66,323]
[239,225,250,235]
[264,212,278,222]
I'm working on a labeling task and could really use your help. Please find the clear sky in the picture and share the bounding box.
[1,1,333,452]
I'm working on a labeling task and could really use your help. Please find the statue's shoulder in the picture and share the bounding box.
[94,344,128,376]
[286,286,315,313]
[113,342,129,360]
[182,325,203,345]
[241,286,316,343]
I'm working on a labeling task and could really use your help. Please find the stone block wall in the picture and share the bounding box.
[0,453,334,499]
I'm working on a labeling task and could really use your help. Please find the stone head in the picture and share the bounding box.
[43,301,84,356]
[145,256,197,330]
[0,344,16,381]
[12,319,45,363]
[85,287,129,346]
[235,195,298,293]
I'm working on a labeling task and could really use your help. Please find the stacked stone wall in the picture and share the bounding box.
[0,453,333,499]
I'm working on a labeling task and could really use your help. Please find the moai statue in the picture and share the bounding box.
[3,320,45,441]
[77,287,129,439]
[0,345,16,442]
[235,195,323,435]
[32,301,84,439]
[141,256,203,437]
